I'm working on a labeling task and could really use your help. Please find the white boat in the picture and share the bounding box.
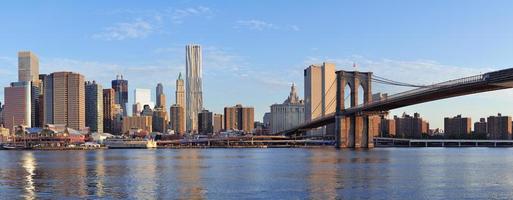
[104,138,157,149]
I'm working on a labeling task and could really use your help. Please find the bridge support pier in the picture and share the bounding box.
[335,70,375,148]
[336,114,375,148]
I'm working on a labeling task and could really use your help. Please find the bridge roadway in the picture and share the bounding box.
[280,68,513,136]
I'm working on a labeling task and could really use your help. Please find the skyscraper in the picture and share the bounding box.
[152,107,168,133]
[134,88,154,111]
[198,110,213,135]
[304,62,336,136]
[43,72,86,130]
[18,51,42,128]
[111,75,128,116]
[156,83,166,109]
[186,45,203,133]
[85,81,104,133]
[103,88,115,134]
[304,62,336,121]
[3,81,31,134]
[176,73,185,107]
[18,51,39,82]
[213,114,224,134]
[170,104,185,136]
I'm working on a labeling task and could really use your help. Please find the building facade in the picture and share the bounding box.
[111,75,128,116]
[224,104,255,133]
[156,83,166,109]
[270,84,305,134]
[152,108,168,133]
[186,45,203,133]
[198,110,213,135]
[122,116,152,134]
[3,81,31,134]
[394,113,429,139]
[487,113,512,140]
[134,88,154,109]
[18,51,39,82]
[85,81,104,133]
[213,114,223,134]
[170,104,185,136]
[103,88,116,134]
[474,118,487,136]
[444,115,471,139]
[43,72,86,131]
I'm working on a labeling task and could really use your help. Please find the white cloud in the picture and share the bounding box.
[170,6,213,24]
[236,20,276,31]
[235,19,300,32]
[92,19,153,40]
[93,6,213,40]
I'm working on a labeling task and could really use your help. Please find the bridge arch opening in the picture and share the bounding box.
[344,83,351,108]
[358,84,365,106]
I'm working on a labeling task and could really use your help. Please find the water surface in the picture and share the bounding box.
[0,148,512,199]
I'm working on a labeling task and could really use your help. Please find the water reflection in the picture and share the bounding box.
[176,149,205,200]
[21,152,36,200]
[308,149,339,199]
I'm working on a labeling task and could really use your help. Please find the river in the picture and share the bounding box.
[0,148,512,199]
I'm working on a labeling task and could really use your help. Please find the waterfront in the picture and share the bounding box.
[1,148,513,199]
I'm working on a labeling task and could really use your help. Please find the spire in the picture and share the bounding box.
[178,72,182,80]
[285,82,299,104]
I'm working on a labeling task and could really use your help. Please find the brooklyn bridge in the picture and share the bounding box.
[277,68,513,148]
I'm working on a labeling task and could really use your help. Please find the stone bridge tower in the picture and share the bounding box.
[335,70,376,148]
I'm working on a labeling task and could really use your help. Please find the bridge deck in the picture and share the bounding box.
[279,68,513,136]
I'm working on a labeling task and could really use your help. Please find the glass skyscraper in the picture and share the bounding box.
[186,44,203,133]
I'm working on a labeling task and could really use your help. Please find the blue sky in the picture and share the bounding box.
[1,0,513,129]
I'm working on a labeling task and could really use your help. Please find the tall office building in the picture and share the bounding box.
[170,104,185,136]
[198,110,213,135]
[18,51,39,82]
[134,88,154,110]
[152,107,168,133]
[85,81,104,133]
[304,62,336,121]
[111,75,128,116]
[186,44,203,133]
[176,73,185,107]
[270,83,305,133]
[444,115,471,139]
[487,113,512,140]
[304,62,336,136]
[18,51,42,128]
[224,104,254,133]
[156,83,166,109]
[3,81,31,134]
[43,72,86,130]
[103,88,115,134]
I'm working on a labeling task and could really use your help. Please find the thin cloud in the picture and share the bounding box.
[93,6,213,40]
[92,19,154,41]
[235,19,300,31]
[236,20,276,31]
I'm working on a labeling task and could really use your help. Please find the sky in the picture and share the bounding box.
[1,0,513,129]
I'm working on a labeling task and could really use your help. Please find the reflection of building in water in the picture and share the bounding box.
[21,152,36,200]
[94,150,106,197]
[129,151,158,200]
[308,149,339,199]
[177,149,205,199]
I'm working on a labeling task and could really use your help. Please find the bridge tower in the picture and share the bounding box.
[335,70,376,148]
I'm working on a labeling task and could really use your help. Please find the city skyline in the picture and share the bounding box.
[2,1,513,129]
